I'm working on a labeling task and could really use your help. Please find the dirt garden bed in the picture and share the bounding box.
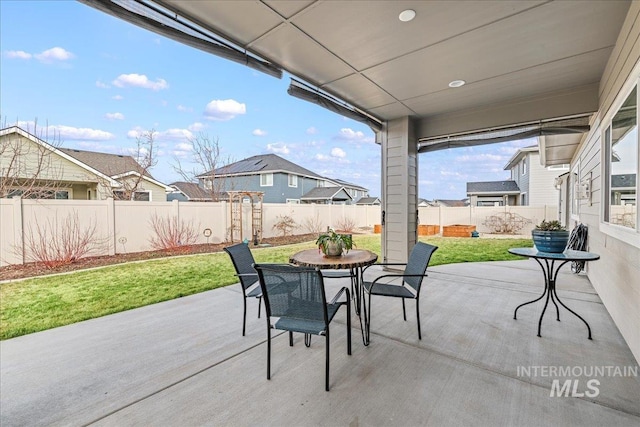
[0,234,318,282]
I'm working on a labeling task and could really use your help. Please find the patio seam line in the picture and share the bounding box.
[427,270,602,304]
[369,332,640,418]
[79,331,287,427]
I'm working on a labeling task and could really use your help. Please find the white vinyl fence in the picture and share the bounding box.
[0,199,557,267]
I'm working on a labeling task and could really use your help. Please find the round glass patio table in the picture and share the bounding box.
[508,248,600,339]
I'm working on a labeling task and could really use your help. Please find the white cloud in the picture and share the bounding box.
[96,80,110,89]
[172,142,193,158]
[204,99,246,121]
[331,147,347,158]
[127,127,193,142]
[47,125,114,141]
[5,47,74,63]
[266,142,289,155]
[315,154,330,161]
[76,141,118,152]
[188,122,205,132]
[455,153,503,163]
[34,47,74,63]
[252,128,267,136]
[5,50,32,59]
[112,73,169,91]
[177,104,192,112]
[335,127,374,143]
[112,95,124,100]
[105,112,125,121]
[306,126,318,135]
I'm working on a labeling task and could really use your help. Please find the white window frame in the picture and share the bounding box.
[522,158,527,175]
[599,70,640,248]
[260,173,273,187]
[288,174,298,188]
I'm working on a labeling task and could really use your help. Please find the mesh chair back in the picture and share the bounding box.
[224,243,258,291]
[403,242,438,292]
[255,264,328,327]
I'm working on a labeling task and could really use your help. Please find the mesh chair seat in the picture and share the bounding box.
[363,281,415,298]
[246,284,262,298]
[275,302,342,335]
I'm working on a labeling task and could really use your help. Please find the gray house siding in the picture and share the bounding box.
[219,173,330,203]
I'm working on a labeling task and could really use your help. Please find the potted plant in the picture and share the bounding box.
[316,228,354,257]
[532,220,569,253]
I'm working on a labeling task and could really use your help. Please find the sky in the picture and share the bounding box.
[0,1,536,200]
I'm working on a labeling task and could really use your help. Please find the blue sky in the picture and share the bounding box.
[0,1,534,200]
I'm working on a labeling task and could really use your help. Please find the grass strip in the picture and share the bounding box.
[0,236,532,339]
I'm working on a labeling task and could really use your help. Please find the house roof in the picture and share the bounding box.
[59,148,152,178]
[434,199,470,207]
[169,181,210,200]
[301,187,352,201]
[201,154,323,180]
[467,180,521,195]
[503,146,538,170]
[355,197,380,205]
[330,178,368,192]
[0,126,120,187]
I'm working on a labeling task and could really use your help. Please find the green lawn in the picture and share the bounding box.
[0,235,532,340]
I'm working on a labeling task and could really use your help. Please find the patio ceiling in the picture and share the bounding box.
[84,0,630,149]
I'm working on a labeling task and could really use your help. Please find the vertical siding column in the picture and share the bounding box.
[381,117,418,263]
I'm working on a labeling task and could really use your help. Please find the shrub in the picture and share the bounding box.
[149,214,199,251]
[335,216,356,233]
[272,214,298,237]
[301,213,324,234]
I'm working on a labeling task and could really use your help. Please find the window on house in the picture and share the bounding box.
[288,174,298,187]
[316,180,325,187]
[286,199,300,204]
[520,193,527,205]
[113,190,151,201]
[604,85,637,230]
[260,173,273,187]
[522,158,527,175]
[7,188,70,199]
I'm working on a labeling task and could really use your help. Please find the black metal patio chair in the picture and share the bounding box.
[362,242,438,341]
[224,243,262,336]
[254,263,351,391]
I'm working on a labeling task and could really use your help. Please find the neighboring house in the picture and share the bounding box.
[356,197,381,205]
[467,146,568,206]
[466,180,521,206]
[432,199,469,207]
[167,181,211,202]
[0,126,171,201]
[197,153,370,204]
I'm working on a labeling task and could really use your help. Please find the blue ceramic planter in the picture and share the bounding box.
[532,230,570,253]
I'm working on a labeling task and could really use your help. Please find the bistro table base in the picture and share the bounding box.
[509,248,599,339]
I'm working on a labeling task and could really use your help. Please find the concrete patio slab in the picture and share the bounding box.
[1,260,639,426]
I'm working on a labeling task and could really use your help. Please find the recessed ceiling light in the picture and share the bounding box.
[449,80,466,88]
[399,9,416,22]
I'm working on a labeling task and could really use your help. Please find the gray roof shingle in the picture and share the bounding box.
[202,154,323,179]
[301,187,352,200]
[169,182,209,200]
[467,180,520,194]
[59,148,153,178]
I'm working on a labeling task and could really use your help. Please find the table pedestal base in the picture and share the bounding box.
[513,258,592,339]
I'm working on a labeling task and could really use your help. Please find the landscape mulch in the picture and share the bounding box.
[0,234,318,282]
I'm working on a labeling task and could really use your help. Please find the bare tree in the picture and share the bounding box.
[0,120,66,199]
[111,129,158,201]
[172,132,232,201]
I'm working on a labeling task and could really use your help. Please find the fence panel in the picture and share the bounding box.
[1,200,555,267]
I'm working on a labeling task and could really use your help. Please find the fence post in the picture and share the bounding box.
[13,197,25,264]
[106,197,116,255]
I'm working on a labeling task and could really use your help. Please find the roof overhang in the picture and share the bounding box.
[539,133,586,167]
[80,1,631,148]
[111,171,174,191]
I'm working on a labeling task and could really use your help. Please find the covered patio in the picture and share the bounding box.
[2,261,638,425]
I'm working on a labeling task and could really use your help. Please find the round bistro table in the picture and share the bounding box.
[508,247,600,339]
